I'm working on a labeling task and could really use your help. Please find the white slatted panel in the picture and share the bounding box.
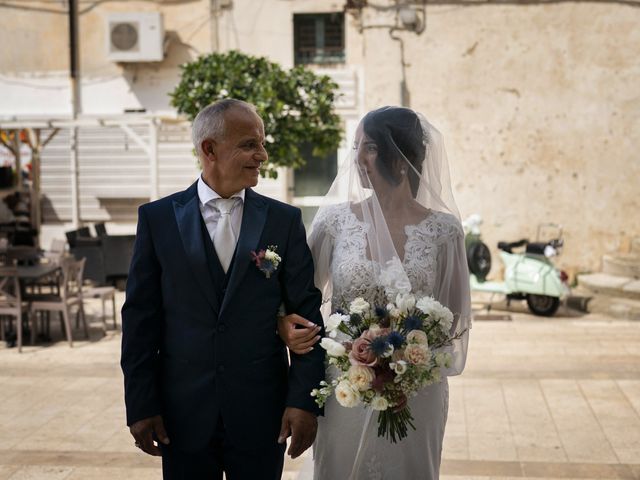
[158,122,200,197]
[41,128,74,223]
[40,122,199,223]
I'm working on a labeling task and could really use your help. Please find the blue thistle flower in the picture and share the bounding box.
[350,313,362,326]
[368,336,390,357]
[404,315,423,331]
[336,308,347,315]
[375,306,388,318]
[261,259,276,274]
[387,331,405,349]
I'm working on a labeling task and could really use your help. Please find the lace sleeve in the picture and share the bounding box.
[434,220,472,376]
[308,206,335,311]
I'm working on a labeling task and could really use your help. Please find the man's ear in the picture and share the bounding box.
[201,139,216,159]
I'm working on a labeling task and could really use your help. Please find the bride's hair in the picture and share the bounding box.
[362,106,427,198]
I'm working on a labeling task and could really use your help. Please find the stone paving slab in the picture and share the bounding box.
[0,296,639,479]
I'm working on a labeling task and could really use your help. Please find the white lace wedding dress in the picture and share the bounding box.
[306,203,468,480]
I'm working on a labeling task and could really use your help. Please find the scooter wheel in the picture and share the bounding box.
[526,294,560,316]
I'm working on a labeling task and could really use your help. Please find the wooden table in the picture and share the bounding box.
[16,263,60,281]
[0,246,40,264]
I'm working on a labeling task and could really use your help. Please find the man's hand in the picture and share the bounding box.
[277,314,321,354]
[129,415,170,456]
[278,407,317,459]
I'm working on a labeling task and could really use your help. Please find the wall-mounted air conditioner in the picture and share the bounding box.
[107,12,164,62]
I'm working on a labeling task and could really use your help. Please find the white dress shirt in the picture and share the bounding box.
[197,176,245,248]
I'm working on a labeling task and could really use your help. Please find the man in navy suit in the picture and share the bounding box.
[120,99,325,479]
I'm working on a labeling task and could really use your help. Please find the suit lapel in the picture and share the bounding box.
[173,182,220,316]
[220,188,268,313]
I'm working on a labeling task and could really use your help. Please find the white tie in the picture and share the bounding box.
[213,198,238,273]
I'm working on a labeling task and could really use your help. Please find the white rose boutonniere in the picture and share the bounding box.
[250,245,281,278]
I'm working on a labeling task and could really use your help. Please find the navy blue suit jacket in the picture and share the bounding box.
[120,183,325,452]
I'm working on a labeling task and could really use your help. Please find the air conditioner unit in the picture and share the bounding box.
[107,12,164,62]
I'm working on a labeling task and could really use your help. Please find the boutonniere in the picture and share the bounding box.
[250,245,281,279]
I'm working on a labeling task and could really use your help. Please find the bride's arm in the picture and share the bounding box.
[434,224,472,376]
[278,210,334,353]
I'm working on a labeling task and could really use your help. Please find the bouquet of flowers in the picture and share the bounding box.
[311,292,465,443]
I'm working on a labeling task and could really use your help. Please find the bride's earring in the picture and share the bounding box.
[400,168,407,175]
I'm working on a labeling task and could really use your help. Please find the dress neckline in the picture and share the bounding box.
[341,204,436,264]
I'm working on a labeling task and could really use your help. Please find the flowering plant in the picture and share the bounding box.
[311,293,466,443]
[250,245,281,278]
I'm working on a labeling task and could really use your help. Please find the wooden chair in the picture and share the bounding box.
[43,238,67,263]
[94,222,107,237]
[83,284,117,330]
[0,265,28,352]
[29,257,87,347]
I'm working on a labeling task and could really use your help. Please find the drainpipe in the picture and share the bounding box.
[69,0,81,228]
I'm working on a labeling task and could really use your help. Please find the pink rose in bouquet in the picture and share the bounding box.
[349,327,391,367]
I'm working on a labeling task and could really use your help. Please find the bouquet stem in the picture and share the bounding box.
[377,407,416,443]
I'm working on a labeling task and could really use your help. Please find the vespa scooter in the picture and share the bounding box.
[463,215,570,316]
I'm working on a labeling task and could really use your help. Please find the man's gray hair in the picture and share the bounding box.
[191,98,257,156]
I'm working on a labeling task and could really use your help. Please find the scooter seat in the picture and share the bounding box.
[497,239,528,253]
[526,242,548,255]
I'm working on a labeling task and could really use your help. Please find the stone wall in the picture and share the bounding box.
[213,0,640,273]
[1,0,638,273]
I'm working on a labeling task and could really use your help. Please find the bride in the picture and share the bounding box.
[278,106,471,479]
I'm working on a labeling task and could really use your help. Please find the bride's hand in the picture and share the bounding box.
[277,314,321,354]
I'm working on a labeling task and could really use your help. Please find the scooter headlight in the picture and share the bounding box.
[544,245,557,258]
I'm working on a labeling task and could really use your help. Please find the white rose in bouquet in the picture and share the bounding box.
[349,297,370,315]
[416,297,454,331]
[395,293,416,313]
[320,337,346,357]
[390,360,408,375]
[405,343,430,365]
[434,306,454,332]
[369,324,382,334]
[371,396,389,411]
[335,380,361,408]
[386,303,401,318]
[347,365,375,391]
[406,330,429,346]
[415,296,440,316]
[325,313,348,338]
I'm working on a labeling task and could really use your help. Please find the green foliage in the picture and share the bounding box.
[170,50,342,179]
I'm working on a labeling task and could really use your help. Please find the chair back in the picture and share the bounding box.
[61,257,86,301]
[65,227,92,248]
[65,230,78,248]
[0,265,21,314]
[77,227,92,238]
[94,223,107,237]
[50,238,66,254]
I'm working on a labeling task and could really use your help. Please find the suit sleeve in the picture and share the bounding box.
[120,206,164,426]
[280,208,326,415]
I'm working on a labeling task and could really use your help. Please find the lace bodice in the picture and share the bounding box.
[313,203,462,307]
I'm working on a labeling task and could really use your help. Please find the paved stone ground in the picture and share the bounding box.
[0,295,639,479]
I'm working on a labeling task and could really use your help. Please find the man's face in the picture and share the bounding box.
[203,107,267,194]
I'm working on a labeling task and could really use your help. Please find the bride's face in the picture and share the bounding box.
[354,131,383,191]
